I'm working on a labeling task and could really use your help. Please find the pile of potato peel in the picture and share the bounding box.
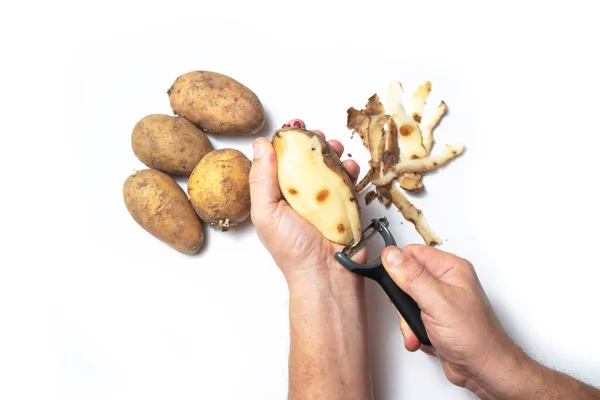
[347,81,465,246]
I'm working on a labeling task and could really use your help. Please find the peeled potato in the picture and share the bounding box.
[123,169,204,254]
[187,149,252,230]
[272,127,362,246]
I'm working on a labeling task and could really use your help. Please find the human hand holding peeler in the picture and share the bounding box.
[334,217,432,346]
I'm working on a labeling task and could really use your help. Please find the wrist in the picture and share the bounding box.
[285,258,364,303]
[470,343,541,400]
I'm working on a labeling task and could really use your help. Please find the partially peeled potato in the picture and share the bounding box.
[272,127,362,247]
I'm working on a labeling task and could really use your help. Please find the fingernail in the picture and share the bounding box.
[253,141,265,158]
[385,247,404,267]
[281,123,290,128]
[293,120,302,127]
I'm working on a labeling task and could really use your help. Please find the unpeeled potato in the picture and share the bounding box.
[131,114,213,176]
[167,71,266,135]
[187,149,252,231]
[123,169,204,254]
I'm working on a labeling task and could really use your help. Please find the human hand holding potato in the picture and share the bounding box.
[249,119,365,297]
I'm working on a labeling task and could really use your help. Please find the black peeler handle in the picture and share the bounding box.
[377,268,431,346]
[335,218,432,347]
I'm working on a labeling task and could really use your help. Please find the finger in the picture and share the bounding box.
[283,119,305,129]
[312,129,325,140]
[403,244,466,281]
[381,246,446,313]
[327,139,344,157]
[442,360,467,387]
[249,138,282,226]
[342,160,360,183]
[396,310,420,352]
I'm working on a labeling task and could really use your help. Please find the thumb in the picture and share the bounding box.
[381,246,446,313]
[249,138,282,225]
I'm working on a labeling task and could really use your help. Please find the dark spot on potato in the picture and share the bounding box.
[400,125,414,136]
[337,223,345,233]
[410,154,419,160]
[275,132,281,137]
[180,147,186,152]
[417,209,422,214]
[412,113,422,123]
[433,162,438,167]
[288,188,298,195]
[316,189,329,202]
[349,197,355,202]
[452,150,458,155]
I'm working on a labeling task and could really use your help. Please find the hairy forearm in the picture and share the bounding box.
[535,365,600,399]
[287,272,372,400]
[515,359,600,400]
[473,347,600,400]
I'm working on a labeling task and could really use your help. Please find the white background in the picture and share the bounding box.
[1,0,599,399]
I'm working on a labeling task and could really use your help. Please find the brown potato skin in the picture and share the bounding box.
[167,71,265,135]
[187,149,252,230]
[123,169,204,254]
[131,114,213,176]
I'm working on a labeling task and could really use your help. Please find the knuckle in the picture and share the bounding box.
[403,261,427,286]
[455,260,481,289]
[404,244,425,253]
[248,169,262,187]
[459,259,476,278]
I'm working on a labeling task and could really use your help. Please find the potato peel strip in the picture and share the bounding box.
[390,185,441,246]
[371,144,465,186]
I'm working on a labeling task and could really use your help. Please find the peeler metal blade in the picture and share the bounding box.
[335,217,396,273]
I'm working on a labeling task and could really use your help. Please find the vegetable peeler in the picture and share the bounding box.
[334,217,432,346]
